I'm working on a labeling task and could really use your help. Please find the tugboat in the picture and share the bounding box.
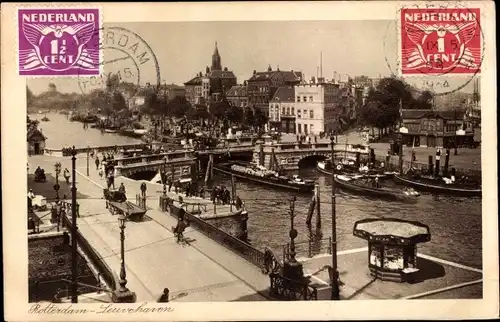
[394,167,481,197]
[214,162,315,193]
[334,173,420,202]
[41,114,50,122]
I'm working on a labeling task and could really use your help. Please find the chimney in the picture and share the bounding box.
[311,76,316,84]
[253,70,256,75]
[268,65,272,72]
[224,67,228,71]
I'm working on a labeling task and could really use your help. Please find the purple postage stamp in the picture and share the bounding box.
[17,8,101,76]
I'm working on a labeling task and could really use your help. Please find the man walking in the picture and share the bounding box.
[140,182,147,198]
[95,157,100,170]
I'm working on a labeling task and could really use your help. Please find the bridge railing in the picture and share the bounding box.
[269,273,318,300]
[160,197,266,270]
[60,201,117,293]
[115,151,195,167]
[45,143,148,156]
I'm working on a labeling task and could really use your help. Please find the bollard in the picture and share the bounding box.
[444,149,450,177]
[315,184,321,229]
[428,155,434,175]
[435,149,441,176]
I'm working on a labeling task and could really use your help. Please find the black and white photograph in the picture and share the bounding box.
[2,1,498,321]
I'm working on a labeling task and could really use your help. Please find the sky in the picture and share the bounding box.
[27,20,476,95]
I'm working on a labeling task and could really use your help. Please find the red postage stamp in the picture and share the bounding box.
[400,8,481,75]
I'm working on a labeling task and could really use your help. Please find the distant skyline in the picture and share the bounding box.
[27,20,476,95]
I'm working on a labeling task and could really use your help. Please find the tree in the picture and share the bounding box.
[244,108,254,127]
[253,108,268,130]
[111,91,127,111]
[209,100,229,120]
[27,86,34,108]
[48,83,57,92]
[226,104,243,124]
[166,96,190,118]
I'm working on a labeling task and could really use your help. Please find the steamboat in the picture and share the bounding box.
[214,162,315,193]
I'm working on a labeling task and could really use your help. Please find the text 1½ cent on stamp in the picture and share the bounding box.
[400,7,481,76]
[17,8,101,76]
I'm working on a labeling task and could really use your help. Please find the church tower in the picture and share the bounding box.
[211,42,222,71]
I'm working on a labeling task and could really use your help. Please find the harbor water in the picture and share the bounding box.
[31,113,482,269]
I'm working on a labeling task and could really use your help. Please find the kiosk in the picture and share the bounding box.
[353,218,431,283]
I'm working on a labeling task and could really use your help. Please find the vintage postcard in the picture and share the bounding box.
[2,1,498,321]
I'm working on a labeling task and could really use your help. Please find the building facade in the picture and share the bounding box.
[184,42,237,106]
[268,86,296,134]
[247,66,302,116]
[184,73,203,106]
[225,84,248,109]
[401,109,474,148]
[294,79,342,135]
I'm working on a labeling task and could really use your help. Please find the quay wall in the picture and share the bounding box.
[161,197,249,241]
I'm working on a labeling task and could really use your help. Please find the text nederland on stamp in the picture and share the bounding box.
[77,26,161,96]
[400,7,481,76]
[17,8,101,76]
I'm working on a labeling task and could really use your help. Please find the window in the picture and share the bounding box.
[309,110,314,118]
[310,124,314,134]
[304,124,308,135]
[309,96,313,102]
[282,106,286,115]
[303,96,307,102]
[297,96,300,102]
[303,109,307,118]
[298,123,302,134]
[297,109,301,118]
[286,107,290,115]
[291,107,295,115]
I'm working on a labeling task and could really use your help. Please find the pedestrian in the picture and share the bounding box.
[157,288,169,303]
[63,168,70,183]
[95,157,100,170]
[118,182,126,194]
[76,202,80,217]
[167,179,172,193]
[140,182,147,198]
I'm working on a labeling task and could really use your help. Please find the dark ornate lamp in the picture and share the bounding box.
[282,197,304,281]
[54,162,61,201]
[112,215,136,303]
[163,156,168,196]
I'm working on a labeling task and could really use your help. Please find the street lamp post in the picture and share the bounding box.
[330,137,340,300]
[54,162,61,201]
[70,147,78,303]
[112,215,136,303]
[163,156,168,196]
[86,147,90,176]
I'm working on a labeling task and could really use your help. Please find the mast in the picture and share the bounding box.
[320,51,323,79]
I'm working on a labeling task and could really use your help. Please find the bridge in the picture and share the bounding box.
[114,150,196,178]
[254,141,370,170]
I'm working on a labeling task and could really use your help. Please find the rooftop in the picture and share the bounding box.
[226,85,247,97]
[402,109,466,120]
[271,86,295,102]
[248,69,302,83]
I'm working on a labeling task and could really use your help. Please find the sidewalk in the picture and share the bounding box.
[29,155,270,302]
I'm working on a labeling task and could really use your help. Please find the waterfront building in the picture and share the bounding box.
[225,83,248,109]
[294,77,342,135]
[400,109,475,148]
[161,83,186,101]
[268,86,296,134]
[184,42,237,106]
[27,127,46,155]
[184,73,204,106]
[246,66,302,117]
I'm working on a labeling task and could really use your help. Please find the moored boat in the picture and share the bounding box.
[104,128,118,133]
[317,160,396,178]
[214,162,315,193]
[334,174,419,202]
[41,116,50,122]
[393,174,481,197]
